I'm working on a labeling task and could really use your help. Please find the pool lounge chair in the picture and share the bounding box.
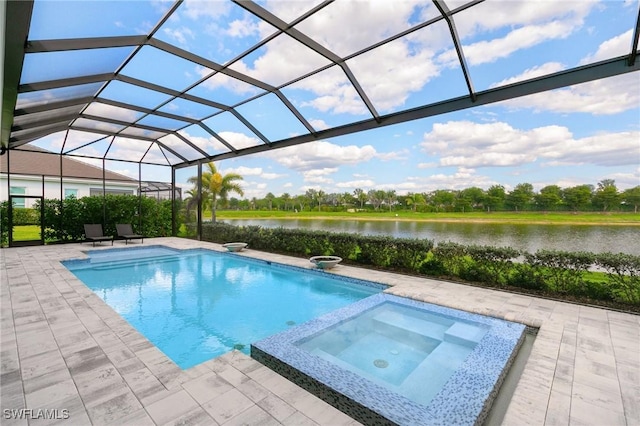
[116,224,144,245]
[84,224,113,247]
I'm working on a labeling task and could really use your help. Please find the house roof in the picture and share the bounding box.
[2,1,638,169]
[0,145,136,181]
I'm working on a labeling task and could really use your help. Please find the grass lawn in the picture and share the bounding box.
[215,210,640,225]
[11,225,41,241]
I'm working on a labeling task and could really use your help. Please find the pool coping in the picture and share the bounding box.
[252,293,526,426]
[1,237,638,425]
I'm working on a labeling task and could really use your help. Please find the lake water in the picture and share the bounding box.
[223,219,640,255]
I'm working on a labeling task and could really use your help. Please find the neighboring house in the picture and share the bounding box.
[0,146,139,208]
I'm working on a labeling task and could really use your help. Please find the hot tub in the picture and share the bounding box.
[251,293,526,425]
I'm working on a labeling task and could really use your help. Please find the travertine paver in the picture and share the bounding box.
[1,238,638,426]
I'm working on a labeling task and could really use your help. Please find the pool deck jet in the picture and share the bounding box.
[1,237,638,425]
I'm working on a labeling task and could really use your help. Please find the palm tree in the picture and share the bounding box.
[188,162,244,222]
[183,188,199,221]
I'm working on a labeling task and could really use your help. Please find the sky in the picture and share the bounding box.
[23,0,640,199]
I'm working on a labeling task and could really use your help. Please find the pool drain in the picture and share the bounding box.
[286,320,296,326]
[373,359,389,368]
[233,343,245,350]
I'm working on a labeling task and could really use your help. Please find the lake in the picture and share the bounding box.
[223,219,640,255]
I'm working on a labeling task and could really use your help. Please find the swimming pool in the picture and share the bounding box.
[63,246,384,369]
[252,293,526,426]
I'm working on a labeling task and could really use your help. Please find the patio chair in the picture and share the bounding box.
[116,224,144,245]
[84,224,113,247]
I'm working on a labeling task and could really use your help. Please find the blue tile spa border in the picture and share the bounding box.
[251,293,526,426]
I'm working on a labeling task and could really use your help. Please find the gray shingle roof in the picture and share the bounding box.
[0,145,136,181]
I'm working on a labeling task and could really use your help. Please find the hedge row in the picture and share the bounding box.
[0,195,179,246]
[202,222,640,306]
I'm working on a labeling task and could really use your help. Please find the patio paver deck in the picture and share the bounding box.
[1,238,638,425]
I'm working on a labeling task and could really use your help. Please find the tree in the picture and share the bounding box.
[183,188,199,221]
[294,194,306,212]
[563,185,593,212]
[353,188,367,209]
[506,183,534,211]
[431,190,455,212]
[454,191,472,213]
[304,189,318,210]
[188,162,244,222]
[265,192,275,210]
[535,185,562,211]
[316,190,326,211]
[485,185,506,212]
[341,192,355,208]
[460,187,485,211]
[367,190,385,210]
[592,179,620,211]
[385,190,397,211]
[405,192,425,212]
[622,186,640,213]
[281,192,291,211]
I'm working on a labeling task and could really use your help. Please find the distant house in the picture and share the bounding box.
[1,146,139,208]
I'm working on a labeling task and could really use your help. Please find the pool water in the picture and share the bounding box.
[63,246,383,369]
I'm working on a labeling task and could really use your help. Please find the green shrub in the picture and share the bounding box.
[595,252,640,304]
[329,232,360,260]
[506,263,546,290]
[197,223,637,307]
[432,242,468,276]
[390,238,433,271]
[12,207,39,226]
[354,235,396,267]
[0,201,8,247]
[525,250,595,294]
[418,255,447,276]
[465,245,520,286]
[32,194,179,243]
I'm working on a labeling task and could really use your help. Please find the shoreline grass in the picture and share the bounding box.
[215,210,640,226]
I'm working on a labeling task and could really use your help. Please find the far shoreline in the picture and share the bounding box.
[216,212,640,227]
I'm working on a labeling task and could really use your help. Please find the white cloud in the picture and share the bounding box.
[309,119,330,130]
[261,172,287,180]
[182,0,231,20]
[304,168,337,177]
[226,17,258,38]
[494,31,640,115]
[439,20,576,68]
[335,180,375,189]
[303,168,336,183]
[162,27,195,45]
[452,1,596,38]
[490,62,566,88]
[421,121,639,168]
[218,131,262,149]
[223,166,262,176]
[497,72,640,115]
[269,141,377,171]
[580,29,633,64]
[375,149,410,161]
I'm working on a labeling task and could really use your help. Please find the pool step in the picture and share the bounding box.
[400,341,472,404]
[88,254,183,270]
[372,310,450,342]
[444,322,488,347]
[372,310,487,349]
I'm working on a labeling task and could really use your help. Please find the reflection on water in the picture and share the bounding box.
[224,219,640,255]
